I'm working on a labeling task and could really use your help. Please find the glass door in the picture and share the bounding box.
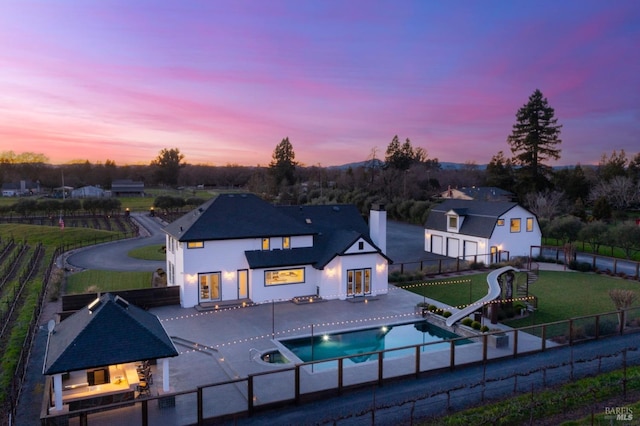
[238,269,248,299]
[199,273,221,302]
[347,269,371,297]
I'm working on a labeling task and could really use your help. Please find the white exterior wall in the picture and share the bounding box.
[168,229,389,307]
[487,206,541,258]
[424,205,541,265]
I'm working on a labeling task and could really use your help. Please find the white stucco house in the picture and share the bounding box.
[424,199,541,265]
[164,193,390,308]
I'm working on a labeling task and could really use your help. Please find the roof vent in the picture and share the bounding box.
[332,206,340,212]
[305,218,312,224]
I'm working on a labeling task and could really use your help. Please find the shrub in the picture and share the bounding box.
[461,317,473,327]
[568,260,592,272]
[480,325,490,332]
[471,321,482,330]
[443,311,452,318]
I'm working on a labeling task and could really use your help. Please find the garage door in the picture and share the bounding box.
[463,241,478,261]
[447,238,459,258]
[431,235,443,255]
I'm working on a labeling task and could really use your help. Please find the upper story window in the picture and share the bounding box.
[282,236,290,249]
[262,237,270,250]
[510,218,521,233]
[526,217,534,232]
[187,241,204,249]
[358,241,364,250]
[448,216,458,229]
[497,219,505,226]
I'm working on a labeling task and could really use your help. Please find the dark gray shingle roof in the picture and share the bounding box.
[43,293,178,375]
[164,193,312,241]
[164,194,388,269]
[425,199,519,238]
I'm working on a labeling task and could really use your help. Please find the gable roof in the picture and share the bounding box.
[425,199,520,238]
[165,194,389,268]
[164,193,312,242]
[43,293,178,375]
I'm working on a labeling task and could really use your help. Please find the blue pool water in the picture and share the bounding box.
[280,320,471,366]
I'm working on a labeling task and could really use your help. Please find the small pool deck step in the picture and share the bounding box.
[291,295,325,304]
[196,299,253,311]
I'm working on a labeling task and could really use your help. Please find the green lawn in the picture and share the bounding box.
[65,270,153,294]
[127,244,166,261]
[401,270,640,326]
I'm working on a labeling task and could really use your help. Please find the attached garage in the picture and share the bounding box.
[447,238,459,258]
[431,235,444,255]
[463,240,478,261]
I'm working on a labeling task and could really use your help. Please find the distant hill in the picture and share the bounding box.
[326,160,487,170]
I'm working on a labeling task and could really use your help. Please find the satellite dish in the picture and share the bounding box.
[47,320,55,333]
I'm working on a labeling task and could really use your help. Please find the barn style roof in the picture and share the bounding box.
[425,199,520,238]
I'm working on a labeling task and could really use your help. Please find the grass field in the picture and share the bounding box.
[402,270,640,326]
[127,244,166,261]
[65,270,153,294]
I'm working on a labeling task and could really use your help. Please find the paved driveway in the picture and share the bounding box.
[65,213,166,272]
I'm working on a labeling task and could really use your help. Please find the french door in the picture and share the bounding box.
[347,268,371,297]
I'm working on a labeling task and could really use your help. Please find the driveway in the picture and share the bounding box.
[65,212,166,272]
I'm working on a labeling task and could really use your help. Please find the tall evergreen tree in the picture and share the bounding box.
[269,137,298,187]
[507,89,562,193]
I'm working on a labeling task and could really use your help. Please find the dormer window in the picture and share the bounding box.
[448,216,458,229]
[282,236,290,249]
[262,238,270,250]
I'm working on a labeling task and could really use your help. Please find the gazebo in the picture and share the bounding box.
[42,293,178,414]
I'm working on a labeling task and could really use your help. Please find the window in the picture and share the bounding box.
[262,237,270,250]
[448,216,458,228]
[526,217,534,232]
[187,241,204,249]
[265,268,305,286]
[282,236,290,249]
[497,219,505,226]
[358,241,364,250]
[510,218,521,233]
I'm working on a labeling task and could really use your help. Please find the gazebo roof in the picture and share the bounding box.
[43,293,178,375]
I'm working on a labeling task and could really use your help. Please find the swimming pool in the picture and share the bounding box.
[280,320,471,366]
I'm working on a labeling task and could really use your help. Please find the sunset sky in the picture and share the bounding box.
[1,1,638,167]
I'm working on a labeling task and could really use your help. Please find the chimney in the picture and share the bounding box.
[369,203,386,254]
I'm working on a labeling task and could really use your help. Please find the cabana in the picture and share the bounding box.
[42,293,178,414]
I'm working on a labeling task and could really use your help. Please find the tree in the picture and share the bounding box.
[598,150,628,182]
[269,137,298,187]
[524,190,565,221]
[485,151,514,191]
[384,135,414,171]
[507,89,562,192]
[545,215,583,244]
[577,221,609,254]
[151,148,185,186]
[608,222,640,260]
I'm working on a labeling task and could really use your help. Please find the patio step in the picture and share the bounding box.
[195,299,252,311]
[291,295,325,304]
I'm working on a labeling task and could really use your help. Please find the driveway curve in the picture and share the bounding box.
[65,212,166,272]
